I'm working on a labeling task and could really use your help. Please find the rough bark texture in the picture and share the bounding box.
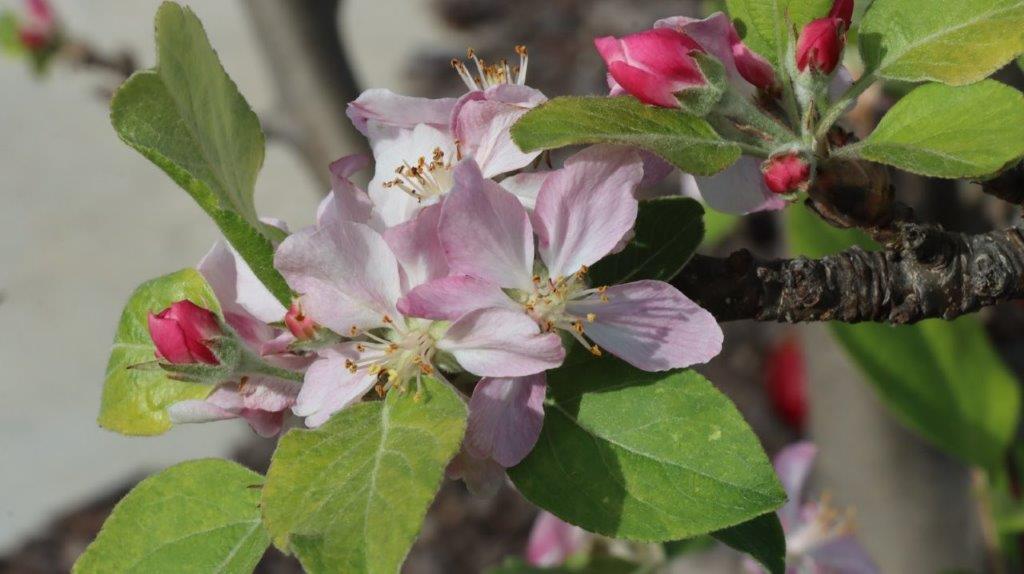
[675,224,1024,324]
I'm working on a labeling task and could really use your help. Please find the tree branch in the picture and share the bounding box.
[674,223,1024,324]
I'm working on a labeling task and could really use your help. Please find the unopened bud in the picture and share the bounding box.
[828,0,855,28]
[762,154,812,195]
[594,28,706,108]
[796,17,846,74]
[147,300,222,365]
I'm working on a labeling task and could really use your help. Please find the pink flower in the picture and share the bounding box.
[349,48,546,227]
[400,148,722,466]
[526,512,590,567]
[274,209,565,427]
[743,443,877,574]
[655,13,776,94]
[762,154,812,194]
[147,300,221,365]
[594,28,706,108]
[796,17,846,74]
[166,239,310,437]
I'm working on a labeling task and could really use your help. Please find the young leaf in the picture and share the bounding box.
[73,459,269,574]
[711,512,786,574]
[98,268,218,436]
[787,207,1021,469]
[509,357,786,541]
[590,197,705,286]
[261,377,467,574]
[110,2,291,305]
[856,81,1024,178]
[725,0,833,63]
[859,0,1024,86]
[510,96,742,176]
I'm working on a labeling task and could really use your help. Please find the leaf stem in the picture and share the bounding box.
[814,71,876,140]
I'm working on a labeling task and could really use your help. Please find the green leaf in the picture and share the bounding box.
[110,2,291,305]
[487,556,643,574]
[73,459,269,573]
[261,377,467,574]
[859,0,1024,86]
[0,11,25,56]
[857,81,1024,178]
[511,96,742,176]
[787,207,1021,468]
[509,357,785,541]
[98,268,219,436]
[590,197,704,286]
[711,513,786,574]
[703,208,740,246]
[726,0,832,63]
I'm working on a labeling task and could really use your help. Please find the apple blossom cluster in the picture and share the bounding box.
[146,43,723,487]
[594,0,858,213]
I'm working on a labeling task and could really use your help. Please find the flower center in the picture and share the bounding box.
[344,316,440,398]
[517,266,608,356]
[382,146,460,202]
[451,45,529,91]
[786,493,856,557]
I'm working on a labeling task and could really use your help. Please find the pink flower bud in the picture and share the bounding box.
[147,300,222,365]
[284,303,317,341]
[594,28,706,108]
[828,0,855,28]
[731,38,777,91]
[762,154,811,194]
[796,17,846,74]
[18,0,55,51]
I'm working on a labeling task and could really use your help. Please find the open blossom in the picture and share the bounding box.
[275,200,565,427]
[347,47,545,227]
[165,240,310,437]
[594,28,705,108]
[744,442,877,573]
[399,147,723,468]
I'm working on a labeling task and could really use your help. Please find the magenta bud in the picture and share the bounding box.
[147,300,222,365]
[285,303,317,341]
[828,0,855,28]
[763,154,812,195]
[594,28,706,108]
[796,17,846,74]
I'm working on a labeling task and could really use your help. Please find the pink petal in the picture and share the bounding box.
[346,88,456,136]
[639,151,675,190]
[317,154,376,229]
[147,313,195,364]
[689,156,787,215]
[500,171,550,211]
[446,449,507,497]
[383,203,448,288]
[606,61,682,108]
[566,280,723,371]
[398,275,516,321]
[452,85,546,178]
[440,160,535,289]
[533,146,643,278]
[526,511,588,567]
[367,123,459,226]
[198,240,287,324]
[656,13,773,95]
[466,375,546,467]
[294,345,378,427]
[774,441,818,528]
[438,308,565,377]
[275,222,403,335]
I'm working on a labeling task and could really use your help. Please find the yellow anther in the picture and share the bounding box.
[572,320,585,334]
[348,325,360,337]
[387,369,399,383]
[355,343,366,353]
[386,343,399,354]
[382,314,394,324]
[368,364,383,375]
[586,313,597,323]
[590,345,603,357]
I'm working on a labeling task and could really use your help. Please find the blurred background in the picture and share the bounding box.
[1,1,1022,572]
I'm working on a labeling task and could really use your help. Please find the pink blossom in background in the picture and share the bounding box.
[526,511,590,567]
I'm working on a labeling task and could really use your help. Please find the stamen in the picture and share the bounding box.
[451,45,530,90]
[586,313,597,323]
